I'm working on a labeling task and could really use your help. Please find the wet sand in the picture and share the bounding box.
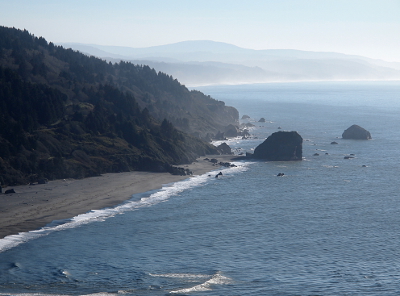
[0,156,235,239]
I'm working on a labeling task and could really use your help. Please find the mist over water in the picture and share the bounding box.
[1,81,400,295]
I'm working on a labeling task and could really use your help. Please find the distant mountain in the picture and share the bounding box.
[62,41,400,86]
[0,27,238,185]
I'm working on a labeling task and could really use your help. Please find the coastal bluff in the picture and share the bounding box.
[250,131,303,161]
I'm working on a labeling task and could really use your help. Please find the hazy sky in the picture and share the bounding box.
[1,0,399,62]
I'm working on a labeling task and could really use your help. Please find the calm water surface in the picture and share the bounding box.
[1,81,400,295]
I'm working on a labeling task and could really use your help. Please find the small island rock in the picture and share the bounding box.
[258,118,266,122]
[342,125,371,140]
[252,131,303,161]
[216,143,233,155]
[241,115,250,119]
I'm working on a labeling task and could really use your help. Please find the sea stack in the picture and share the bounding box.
[342,125,371,140]
[216,143,233,155]
[252,131,303,161]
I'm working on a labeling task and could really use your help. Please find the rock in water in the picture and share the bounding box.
[214,131,225,140]
[216,142,233,155]
[224,124,239,137]
[342,125,371,140]
[253,131,303,161]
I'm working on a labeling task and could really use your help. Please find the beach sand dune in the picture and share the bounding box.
[0,156,235,239]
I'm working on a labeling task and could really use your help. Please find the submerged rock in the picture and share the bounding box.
[342,125,371,140]
[252,131,303,161]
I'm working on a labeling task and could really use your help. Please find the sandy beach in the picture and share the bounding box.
[0,155,236,239]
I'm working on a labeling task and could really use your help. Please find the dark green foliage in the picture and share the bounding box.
[0,67,66,141]
[0,26,236,185]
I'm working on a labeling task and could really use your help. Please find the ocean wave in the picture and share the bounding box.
[212,136,244,147]
[0,162,250,253]
[168,271,232,294]
[149,272,211,279]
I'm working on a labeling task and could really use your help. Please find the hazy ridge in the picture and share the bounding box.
[62,41,400,86]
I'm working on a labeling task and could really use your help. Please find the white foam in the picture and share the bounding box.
[212,136,244,147]
[150,272,210,279]
[169,272,232,294]
[0,162,250,253]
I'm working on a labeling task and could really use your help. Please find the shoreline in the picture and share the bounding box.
[0,155,236,239]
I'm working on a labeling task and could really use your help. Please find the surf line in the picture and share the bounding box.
[0,162,249,253]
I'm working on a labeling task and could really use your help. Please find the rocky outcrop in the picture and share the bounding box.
[241,115,250,119]
[252,131,303,161]
[219,161,237,168]
[216,143,233,155]
[167,165,193,176]
[224,124,239,137]
[214,131,225,140]
[241,122,255,128]
[342,125,371,140]
[240,129,250,138]
[258,118,266,122]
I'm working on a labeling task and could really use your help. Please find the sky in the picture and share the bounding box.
[1,0,400,62]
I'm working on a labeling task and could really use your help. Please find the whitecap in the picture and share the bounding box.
[169,271,232,294]
[149,273,210,279]
[211,136,244,147]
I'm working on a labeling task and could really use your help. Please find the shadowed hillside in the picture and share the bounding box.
[0,27,238,185]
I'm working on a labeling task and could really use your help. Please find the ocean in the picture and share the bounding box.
[1,81,400,295]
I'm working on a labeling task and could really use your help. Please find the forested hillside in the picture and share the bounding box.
[0,26,238,185]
